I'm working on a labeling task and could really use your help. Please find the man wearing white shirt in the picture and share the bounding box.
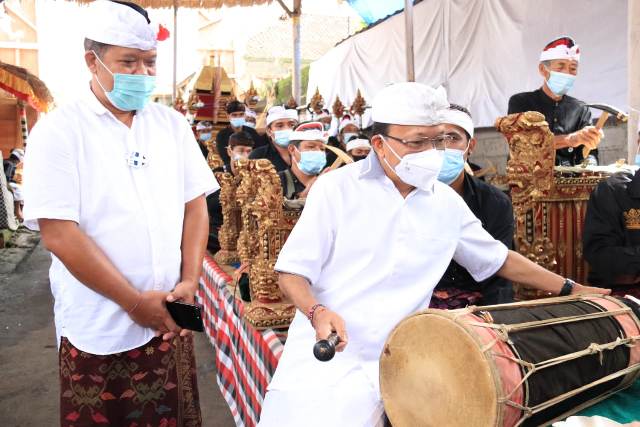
[22,2,217,426]
[257,83,608,427]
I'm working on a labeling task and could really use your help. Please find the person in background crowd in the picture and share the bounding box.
[316,109,332,131]
[278,122,327,200]
[22,2,217,425]
[345,134,371,162]
[4,148,25,221]
[508,36,600,166]
[337,115,359,150]
[430,104,514,309]
[207,131,254,253]
[245,109,257,129]
[216,100,264,170]
[249,105,299,172]
[195,121,213,158]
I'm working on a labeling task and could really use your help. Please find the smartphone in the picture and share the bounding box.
[166,301,205,332]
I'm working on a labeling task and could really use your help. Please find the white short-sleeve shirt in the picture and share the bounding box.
[23,86,219,355]
[270,152,508,393]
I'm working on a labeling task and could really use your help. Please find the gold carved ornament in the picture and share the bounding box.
[349,89,366,118]
[242,159,299,329]
[309,88,325,115]
[332,96,345,119]
[495,111,610,298]
[213,170,241,264]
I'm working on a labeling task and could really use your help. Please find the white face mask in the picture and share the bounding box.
[381,137,444,191]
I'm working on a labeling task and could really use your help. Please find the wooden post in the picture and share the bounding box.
[404,0,415,82]
[629,0,640,163]
[172,1,178,105]
[292,0,302,105]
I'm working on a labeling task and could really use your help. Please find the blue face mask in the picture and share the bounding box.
[245,121,256,129]
[273,129,292,147]
[199,132,212,142]
[635,154,640,166]
[93,52,155,111]
[546,70,576,96]
[437,148,466,185]
[230,117,246,128]
[296,149,327,175]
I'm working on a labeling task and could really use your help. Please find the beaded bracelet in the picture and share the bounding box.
[307,303,326,325]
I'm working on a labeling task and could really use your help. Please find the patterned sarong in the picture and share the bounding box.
[428,287,483,309]
[59,335,201,427]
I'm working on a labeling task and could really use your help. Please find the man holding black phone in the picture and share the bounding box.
[22,2,216,426]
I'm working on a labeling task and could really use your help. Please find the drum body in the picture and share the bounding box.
[379,296,640,427]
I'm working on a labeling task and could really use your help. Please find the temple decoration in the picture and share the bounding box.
[213,170,241,264]
[332,96,345,119]
[496,111,615,299]
[244,80,259,110]
[286,96,298,110]
[309,88,324,115]
[242,159,299,329]
[350,89,367,117]
[236,159,261,266]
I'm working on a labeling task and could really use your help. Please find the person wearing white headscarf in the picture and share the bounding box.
[22,2,216,425]
[508,36,601,166]
[248,105,299,172]
[429,104,515,309]
[257,82,609,427]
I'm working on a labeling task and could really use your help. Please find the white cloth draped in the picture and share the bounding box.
[307,0,628,127]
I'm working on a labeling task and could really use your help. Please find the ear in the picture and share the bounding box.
[467,138,477,157]
[538,63,548,80]
[85,51,98,74]
[227,146,233,157]
[371,135,385,157]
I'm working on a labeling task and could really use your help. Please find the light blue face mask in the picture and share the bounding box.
[93,51,156,112]
[245,121,256,129]
[273,129,292,147]
[546,70,576,96]
[230,117,246,128]
[199,132,212,142]
[437,148,466,185]
[296,149,326,175]
[635,154,640,166]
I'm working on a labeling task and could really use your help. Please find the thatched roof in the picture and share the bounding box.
[67,0,271,9]
[0,62,54,112]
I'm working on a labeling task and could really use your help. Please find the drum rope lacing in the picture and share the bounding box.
[447,300,640,425]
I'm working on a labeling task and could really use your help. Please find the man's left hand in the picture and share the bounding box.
[159,280,198,340]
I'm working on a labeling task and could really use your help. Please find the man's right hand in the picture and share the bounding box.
[570,126,602,151]
[312,308,348,352]
[127,290,181,336]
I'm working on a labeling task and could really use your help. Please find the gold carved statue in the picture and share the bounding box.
[244,81,259,110]
[286,96,298,110]
[350,89,367,118]
[309,88,324,115]
[243,159,299,329]
[236,159,261,266]
[332,96,345,119]
[496,111,610,299]
[213,170,241,264]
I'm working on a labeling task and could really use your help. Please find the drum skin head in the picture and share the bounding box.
[380,313,499,427]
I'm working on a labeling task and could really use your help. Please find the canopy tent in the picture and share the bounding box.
[307,0,629,129]
[346,0,404,25]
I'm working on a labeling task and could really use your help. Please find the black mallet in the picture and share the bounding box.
[313,333,341,362]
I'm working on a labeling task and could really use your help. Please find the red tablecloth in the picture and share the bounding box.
[197,254,284,427]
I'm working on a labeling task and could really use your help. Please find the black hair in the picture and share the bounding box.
[111,1,150,23]
[448,104,472,140]
[229,131,254,149]
[226,100,246,115]
[371,122,390,137]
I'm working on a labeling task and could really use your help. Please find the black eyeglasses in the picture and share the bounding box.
[380,134,455,150]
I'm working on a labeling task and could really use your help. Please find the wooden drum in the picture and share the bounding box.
[379,295,640,427]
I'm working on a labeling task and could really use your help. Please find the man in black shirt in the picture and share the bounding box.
[216,100,266,170]
[508,36,600,166]
[583,157,640,299]
[430,105,515,308]
[277,122,327,199]
[249,105,298,173]
[207,131,254,253]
